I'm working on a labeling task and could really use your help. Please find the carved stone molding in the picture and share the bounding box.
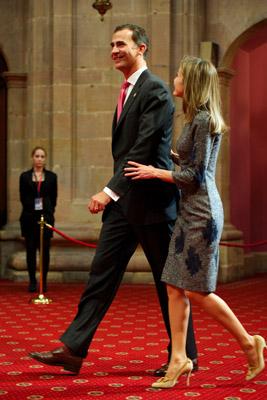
[218,67,235,84]
[2,72,27,88]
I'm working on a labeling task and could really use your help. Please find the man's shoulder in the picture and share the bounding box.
[139,70,171,94]
[143,70,168,85]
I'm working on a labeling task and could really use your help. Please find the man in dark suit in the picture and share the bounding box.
[29,24,198,376]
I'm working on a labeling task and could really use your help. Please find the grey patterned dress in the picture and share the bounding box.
[162,110,224,292]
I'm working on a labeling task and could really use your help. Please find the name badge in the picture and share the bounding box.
[34,197,43,210]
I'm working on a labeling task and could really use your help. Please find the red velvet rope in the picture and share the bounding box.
[219,240,267,248]
[46,224,97,248]
[45,223,267,250]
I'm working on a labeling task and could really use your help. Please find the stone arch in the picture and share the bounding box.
[221,19,267,69]
[217,19,267,281]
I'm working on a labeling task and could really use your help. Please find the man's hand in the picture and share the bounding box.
[88,191,111,214]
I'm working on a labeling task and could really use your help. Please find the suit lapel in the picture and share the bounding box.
[114,70,150,131]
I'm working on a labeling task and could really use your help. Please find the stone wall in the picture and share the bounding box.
[1,0,267,282]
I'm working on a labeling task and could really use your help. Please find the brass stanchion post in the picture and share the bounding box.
[30,214,52,304]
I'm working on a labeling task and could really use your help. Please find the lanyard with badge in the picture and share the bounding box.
[34,172,43,211]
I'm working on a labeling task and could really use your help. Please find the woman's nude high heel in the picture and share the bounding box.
[151,358,193,389]
[246,335,266,381]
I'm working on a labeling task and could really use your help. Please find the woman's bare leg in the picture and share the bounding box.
[154,285,265,386]
[165,284,190,376]
[186,291,257,365]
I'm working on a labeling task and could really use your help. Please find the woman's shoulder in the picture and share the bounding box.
[44,169,57,178]
[194,110,210,123]
[20,169,32,178]
[194,110,223,135]
[190,110,210,132]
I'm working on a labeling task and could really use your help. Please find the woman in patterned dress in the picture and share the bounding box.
[124,56,266,388]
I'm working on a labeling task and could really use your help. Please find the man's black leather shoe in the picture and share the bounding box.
[29,345,83,374]
[153,358,198,377]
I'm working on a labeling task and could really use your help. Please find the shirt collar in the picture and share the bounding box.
[127,66,148,86]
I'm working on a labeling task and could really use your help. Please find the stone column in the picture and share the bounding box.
[170,0,206,141]
[3,72,27,222]
[170,0,205,69]
[26,0,53,157]
[147,0,171,82]
[217,67,249,282]
[50,0,73,221]
[0,72,27,277]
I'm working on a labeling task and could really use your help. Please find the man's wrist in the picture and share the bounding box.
[155,168,173,182]
[103,187,120,202]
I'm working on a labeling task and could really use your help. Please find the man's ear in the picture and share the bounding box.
[138,43,147,55]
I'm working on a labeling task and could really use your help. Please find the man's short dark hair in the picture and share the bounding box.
[114,24,149,56]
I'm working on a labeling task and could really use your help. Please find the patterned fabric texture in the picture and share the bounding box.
[163,111,224,292]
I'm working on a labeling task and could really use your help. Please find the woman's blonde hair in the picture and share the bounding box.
[180,56,226,134]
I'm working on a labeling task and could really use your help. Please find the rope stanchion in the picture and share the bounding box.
[45,223,97,248]
[30,215,52,305]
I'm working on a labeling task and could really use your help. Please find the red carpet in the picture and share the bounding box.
[0,276,266,399]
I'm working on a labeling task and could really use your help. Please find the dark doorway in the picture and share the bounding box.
[0,54,8,228]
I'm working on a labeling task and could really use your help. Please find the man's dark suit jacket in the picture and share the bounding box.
[105,69,178,225]
[19,169,57,237]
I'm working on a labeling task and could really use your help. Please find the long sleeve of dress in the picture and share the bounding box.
[172,115,214,191]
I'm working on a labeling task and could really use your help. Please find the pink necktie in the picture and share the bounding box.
[117,81,130,122]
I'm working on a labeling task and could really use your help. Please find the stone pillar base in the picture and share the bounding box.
[244,252,267,274]
[2,222,265,286]
[218,223,250,283]
[2,222,151,284]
